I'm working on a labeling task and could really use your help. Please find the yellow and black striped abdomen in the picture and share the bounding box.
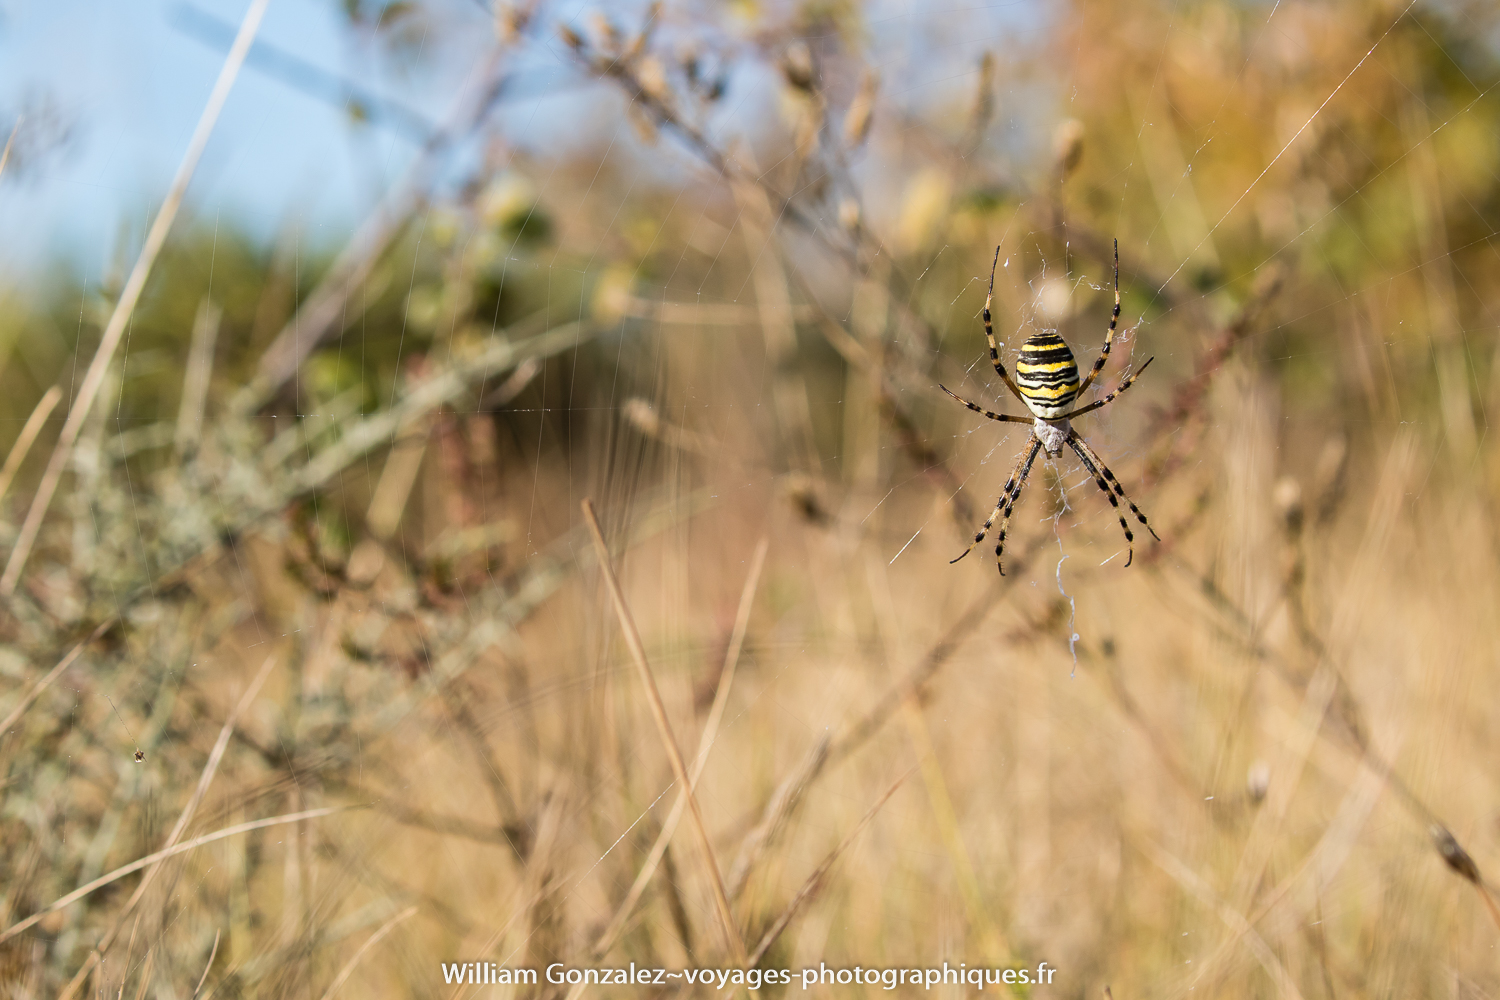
[1014,331,1079,418]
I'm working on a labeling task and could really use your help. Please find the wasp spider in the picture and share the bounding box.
[941,241,1158,574]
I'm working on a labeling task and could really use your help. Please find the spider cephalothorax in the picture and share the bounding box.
[940,242,1158,574]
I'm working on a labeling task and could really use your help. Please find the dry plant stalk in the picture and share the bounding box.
[191,930,221,999]
[365,418,434,540]
[127,948,156,1000]
[315,905,418,1000]
[0,807,349,944]
[445,873,577,1000]
[0,618,114,747]
[592,535,770,958]
[746,768,912,968]
[865,555,1006,958]
[579,498,748,968]
[722,581,1010,908]
[175,298,222,455]
[842,69,878,149]
[0,115,19,179]
[726,736,829,902]
[0,384,61,501]
[0,0,271,595]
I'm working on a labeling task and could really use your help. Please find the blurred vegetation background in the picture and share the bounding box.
[4,0,1500,996]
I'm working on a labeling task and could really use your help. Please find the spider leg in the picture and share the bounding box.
[951,435,1042,576]
[979,246,1028,406]
[938,384,1033,424]
[990,437,1044,575]
[1060,356,1154,419]
[1076,239,1122,397]
[1066,430,1159,567]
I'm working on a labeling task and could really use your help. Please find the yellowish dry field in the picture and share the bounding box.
[4,1,1500,997]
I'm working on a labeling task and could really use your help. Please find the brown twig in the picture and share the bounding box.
[828,582,1000,765]
[1143,261,1287,489]
[579,498,747,968]
[745,768,912,967]
[726,575,1007,906]
[725,735,830,903]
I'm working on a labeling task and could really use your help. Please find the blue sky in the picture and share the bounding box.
[0,0,485,279]
[0,0,1048,286]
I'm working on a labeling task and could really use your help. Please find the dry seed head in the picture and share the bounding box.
[1272,475,1303,535]
[780,41,815,92]
[626,102,659,145]
[637,56,668,101]
[783,473,829,526]
[837,197,860,231]
[588,11,622,53]
[1053,118,1085,180]
[1431,825,1482,884]
[1246,760,1270,804]
[591,266,635,324]
[495,4,527,43]
[623,1,661,60]
[623,398,662,437]
[347,539,386,587]
[679,44,700,87]
[842,69,878,150]
[557,22,586,52]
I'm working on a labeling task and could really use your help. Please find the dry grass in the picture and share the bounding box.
[4,0,1500,997]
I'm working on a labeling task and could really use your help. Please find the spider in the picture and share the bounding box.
[940,241,1158,575]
